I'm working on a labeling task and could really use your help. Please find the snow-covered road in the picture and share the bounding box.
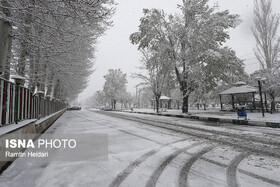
[1,109,280,187]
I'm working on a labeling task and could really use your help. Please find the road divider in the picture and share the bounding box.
[116,110,279,128]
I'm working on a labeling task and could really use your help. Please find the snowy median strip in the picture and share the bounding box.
[119,110,280,128]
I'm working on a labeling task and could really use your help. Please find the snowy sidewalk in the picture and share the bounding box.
[122,108,280,128]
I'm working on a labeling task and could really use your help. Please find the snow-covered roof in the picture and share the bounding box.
[36,91,44,94]
[11,75,25,80]
[159,96,171,100]
[234,81,246,86]
[219,85,258,95]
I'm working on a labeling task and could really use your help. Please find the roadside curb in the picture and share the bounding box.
[119,110,279,128]
[0,109,66,173]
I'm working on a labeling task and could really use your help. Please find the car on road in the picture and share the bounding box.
[100,106,113,111]
[67,106,81,110]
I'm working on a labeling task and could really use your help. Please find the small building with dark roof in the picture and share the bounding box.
[219,83,267,111]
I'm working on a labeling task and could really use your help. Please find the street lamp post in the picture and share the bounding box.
[256,76,266,117]
[138,88,142,108]
[135,85,138,108]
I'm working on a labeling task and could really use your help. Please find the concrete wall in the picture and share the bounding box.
[0,110,65,172]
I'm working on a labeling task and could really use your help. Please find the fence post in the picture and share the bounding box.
[11,75,25,124]
[46,95,51,116]
[36,91,44,119]
[3,81,7,125]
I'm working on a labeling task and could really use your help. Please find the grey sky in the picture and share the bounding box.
[80,0,280,100]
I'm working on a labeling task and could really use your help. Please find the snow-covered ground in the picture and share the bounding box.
[0,109,280,187]
[125,108,280,123]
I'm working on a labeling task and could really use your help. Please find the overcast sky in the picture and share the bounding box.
[79,0,280,100]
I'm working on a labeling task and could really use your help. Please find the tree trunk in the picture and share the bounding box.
[111,99,116,109]
[0,20,11,75]
[46,84,52,96]
[182,95,189,113]
[17,27,29,78]
[28,56,35,90]
[39,63,47,93]
[29,54,40,92]
[175,67,190,114]
[53,79,60,99]
[3,29,12,80]
[17,42,27,77]
[30,22,43,92]
[155,95,160,113]
[46,73,54,96]
[271,99,275,114]
[0,0,12,76]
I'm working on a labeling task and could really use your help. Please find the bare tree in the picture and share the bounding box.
[252,0,280,69]
[133,50,172,113]
[252,0,280,113]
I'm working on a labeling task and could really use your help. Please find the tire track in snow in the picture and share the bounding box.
[78,111,280,186]
[193,156,280,186]
[145,141,208,187]
[179,146,215,187]
[116,112,280,146]
[73,112,165,145]
[108,149,157,187]
[94,111,280,158]
[238,169,280,186]
[95,121,165,145]
[108,138,192,187]
[226,152,250,187]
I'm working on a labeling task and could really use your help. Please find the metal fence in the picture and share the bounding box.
[0,77,67,127]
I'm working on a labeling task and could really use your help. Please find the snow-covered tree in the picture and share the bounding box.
[139,87,154,108]
[119,90,132,110]
[0,0,115,102]
[0,0,12,77]
[250,69,280,113]
[133,49,172,113]
[103,69,128,109]
[130,0,243,113]
[90,90,106,108]
[191,47,246,108]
